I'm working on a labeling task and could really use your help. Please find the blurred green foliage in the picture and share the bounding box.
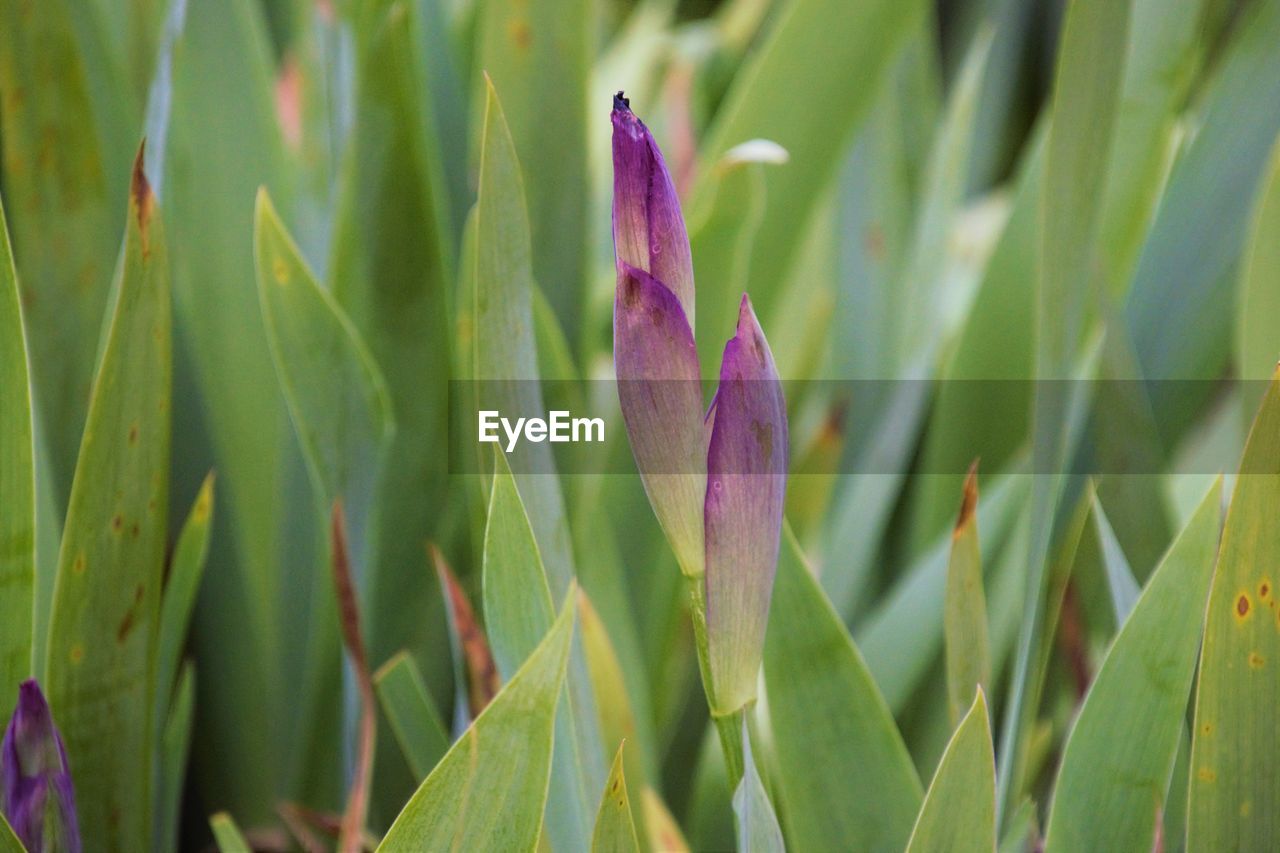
[1,0,1279,849]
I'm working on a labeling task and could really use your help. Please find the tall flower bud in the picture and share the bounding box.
[704,297,788,713]
[612,95,706,578]
[1,680,81,853]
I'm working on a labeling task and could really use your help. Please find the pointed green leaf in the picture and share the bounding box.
[1125,0,1280,429]
[476,0,588,342]
[166,0,297,816]
[473,79,575,594]
[255,188,393,528]
[1237,136,1280,411]
[859,472,1025,711]
[330,0,455,693]
[155,473,214,725]
[209,812,252,853]
[944,468,990,727]
[156,662,196,853]
[905,690,996,853]
[578,590,651,810]
[764,524,922,851]
[732,721,784,853]
[1045,483,1220,852]
[1189,372,1280,850]
[1091,495,1141,626]
[482,450,604,853]
[692,0,929,309]
[592,744,640,853]
[0,195,34,695]
[378,596,576,851]
[0,0,133,493]
[374,651,450,781]
[44,156,169,852]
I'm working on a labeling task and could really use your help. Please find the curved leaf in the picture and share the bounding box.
[1188,371,1280,850]
[378,595,576,851]
[45,153,170,852]
[1045,482,1220,852]
[763,525,922,851]
[905,690,996,853]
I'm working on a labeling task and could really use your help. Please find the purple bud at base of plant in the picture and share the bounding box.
[614,262,707,577]
[611,95,696,329]
[705,296,788,714]
[2,680,81,853]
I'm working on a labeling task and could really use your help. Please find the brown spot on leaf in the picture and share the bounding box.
[1249,651,1265,670]
[131,143,155,247]
[116,585,145,642]
[955,460,980,535]
[508,18,533,50]
[130,522,140,539]
[69,644,84,664]
[1260,580,1271,601]
[73,554,86,575]
[1198,768,1217,783]
[111,514,124,533]
[1237,594,1251,619]
[128,423,139,445]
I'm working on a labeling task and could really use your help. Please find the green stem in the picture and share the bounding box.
[684,575,748,790]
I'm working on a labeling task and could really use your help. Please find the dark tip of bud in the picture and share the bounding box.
[614,91,631,112]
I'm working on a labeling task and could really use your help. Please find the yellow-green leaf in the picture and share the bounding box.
[45,154,170,852]
[0,194,34,695]
[1188,371,1280,850]
[209,812,252,853]
[378,595,576,851]
[905,690,996,853]
[1045,482,1220,852]
[592,744,640,853]
[763,524,922,850]
[944,466,990,727]
[1236,136,1280,414]
[373,651,450,781]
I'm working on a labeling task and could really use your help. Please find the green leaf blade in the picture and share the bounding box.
[764,525,922,851]
[1188,373,1280,850]
[1045,483,1221,852]
[378,596,576,852]
[904,690,996,853]
[45,156,171,852]
[592,745,640,853]
[0,195,34,695]
[373,651,450,782]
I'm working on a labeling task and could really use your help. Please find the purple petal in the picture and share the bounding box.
[614,262,706,577]
[705,296,788,714]
[611,94,696,327]
[2,680,80,853]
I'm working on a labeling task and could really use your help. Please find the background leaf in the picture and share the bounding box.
[378,595,575,851]
[45,155,170,852]
[763,525,922,851]
[904,690,996,853]
[0,196,34,696]
[1045,482,1220,852]
[1188,373,1280,850]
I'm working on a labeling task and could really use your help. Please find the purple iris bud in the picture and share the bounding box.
[1,680,81,853]
[614,262,707,578]
[611,92,696,328]
[612,96,787,715]
[704,296,788,714]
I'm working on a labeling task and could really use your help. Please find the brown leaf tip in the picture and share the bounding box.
[955,460,980,533]
[131,141,155,242]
